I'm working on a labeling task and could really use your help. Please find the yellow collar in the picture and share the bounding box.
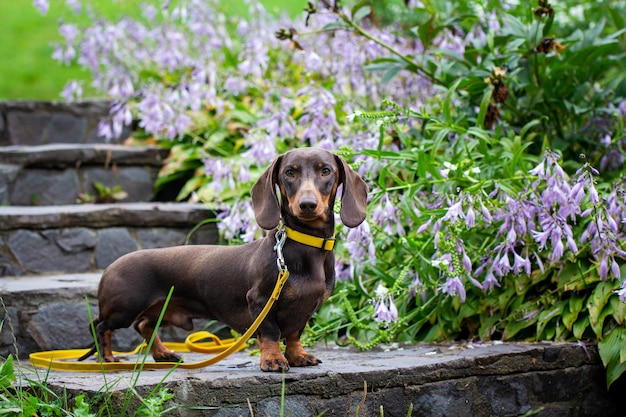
[284,226,335,251]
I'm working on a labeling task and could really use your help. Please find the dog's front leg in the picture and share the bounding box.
[257,333,289,372]
[248,289,289,371]
[284,331,321,367]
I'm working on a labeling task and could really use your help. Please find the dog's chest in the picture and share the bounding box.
[281,268,326,304]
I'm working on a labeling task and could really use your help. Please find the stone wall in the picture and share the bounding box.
[0,100,127,146]
[33,343,625,417]
[0,144,168,206]
[0,203,218,276]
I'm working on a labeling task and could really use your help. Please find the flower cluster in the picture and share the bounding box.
[419,150,626,302]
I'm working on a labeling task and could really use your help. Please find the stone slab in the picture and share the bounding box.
[16,342,623,417]
[0,202,215,230]
[0,100,129,145]
[0,143,168,167]
[0,272,101,294]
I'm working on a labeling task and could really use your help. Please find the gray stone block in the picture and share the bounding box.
[95,227,138,269]
[192,228,217,245]
[83,166,155,203]
[137,228,188,249]
[6,111,49,145]
[48,113,86,144]
[11,168,80,205]
[0,113,6,146]
[54,228,98,253]
[0,253,23,277]
[409,382,476,417]
[258,396,313,417]
[0,164,19,205]
[0,306,19,345]
[27,302,98,350]
[8,229,94,273]
[478,376,531,416]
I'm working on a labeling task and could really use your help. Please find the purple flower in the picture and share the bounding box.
[373,284,398,324]
[482,270,500,292]
[371,194,405,235]
[217,200,259,243]
[442,200,464,223]
[441,276,466,302]
[409,271,423,298]
[619,100,626,117]
[33,0,49,15]
[204,159,235,195]
[342,221,376,273]
[61,81,83,101]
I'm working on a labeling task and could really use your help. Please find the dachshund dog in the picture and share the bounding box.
[78,148,368,371]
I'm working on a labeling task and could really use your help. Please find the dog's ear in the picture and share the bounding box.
[251,155,283,230]
[335,154,368,228]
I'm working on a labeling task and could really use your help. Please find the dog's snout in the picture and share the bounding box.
[299,196,318,213]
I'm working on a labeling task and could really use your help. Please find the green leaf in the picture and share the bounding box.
[536,303,564,338]
[610,295,626,326]
[0,355,16,389]
[475,86,492,129]
[322,21,350,31]
[442,78,462,125]
[176,175,205,201]
[562,294,585,331]
[598,326,626,388]
[352,3,371,24]
[587,281,616,336]
[73,394,95,417]
[572,315,590,340]
[503,308,537,340]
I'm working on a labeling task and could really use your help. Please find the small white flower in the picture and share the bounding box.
[346,110,362,122]
[374,283,389,298]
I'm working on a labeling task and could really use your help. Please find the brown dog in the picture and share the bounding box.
[78,148,368,371]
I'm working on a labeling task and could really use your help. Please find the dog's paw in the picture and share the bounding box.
[284,351,322,367]
[260,352,290,372]
[154,351,183,363]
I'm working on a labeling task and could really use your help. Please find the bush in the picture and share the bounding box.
[46,0,626,386]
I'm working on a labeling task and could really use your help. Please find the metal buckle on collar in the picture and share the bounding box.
[322,236,336,251]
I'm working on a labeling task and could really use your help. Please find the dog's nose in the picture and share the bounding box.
[299,196,318,213]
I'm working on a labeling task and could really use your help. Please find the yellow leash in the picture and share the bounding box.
[30,225,293,373]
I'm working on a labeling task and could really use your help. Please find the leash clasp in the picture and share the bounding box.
[274,222,288,274]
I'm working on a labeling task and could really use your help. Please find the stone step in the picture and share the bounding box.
[0,272,200,358]
[0,143,170,205]
[0,100,126,146]
[0,202,218,276]
[16,341,621,416]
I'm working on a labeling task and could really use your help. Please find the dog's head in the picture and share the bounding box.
[251,148,368,231]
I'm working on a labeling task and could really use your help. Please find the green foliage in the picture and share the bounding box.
[77,181,128,204]
[300,0,626,388]
[0,354,96,416]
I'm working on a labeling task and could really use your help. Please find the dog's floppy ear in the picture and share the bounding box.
[251,155,283,230]
[335,154,368,228]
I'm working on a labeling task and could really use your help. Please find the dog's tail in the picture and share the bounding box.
[77,318,100,361]
[77,344,97,361]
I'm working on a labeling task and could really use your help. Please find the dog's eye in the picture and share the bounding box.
[321,167,331,176]
[285,168,295,177]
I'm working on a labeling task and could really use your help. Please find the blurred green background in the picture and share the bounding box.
[0,0,302,100]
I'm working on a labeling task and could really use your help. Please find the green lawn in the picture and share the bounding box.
[0,0,303,100]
